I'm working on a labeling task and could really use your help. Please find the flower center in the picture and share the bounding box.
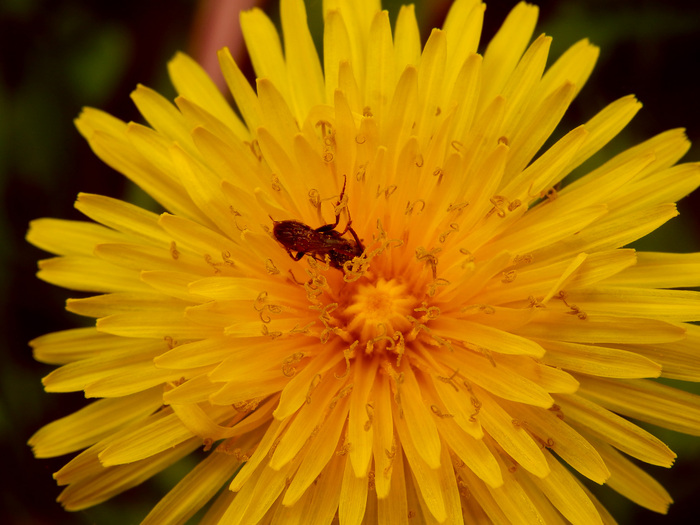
[341,278,415,349]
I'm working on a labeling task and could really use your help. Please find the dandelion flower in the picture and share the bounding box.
[28,0,700,523]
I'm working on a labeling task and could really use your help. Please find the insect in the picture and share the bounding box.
[270,177,364,270]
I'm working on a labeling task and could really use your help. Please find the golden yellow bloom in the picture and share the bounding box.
[28,0,700,523]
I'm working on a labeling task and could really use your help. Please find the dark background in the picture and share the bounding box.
[1,0,699,523]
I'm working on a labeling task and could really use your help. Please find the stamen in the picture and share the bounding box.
[394,372,404,418]
[365,323,395,355]
[513,254,534,265]
[405,199,426,215]
[430,405,454,418]
[557,291,587,319]
[229,207,247,231]
[271,175,282,192]
[447,201,469,213]
[438,223,459,243]
[261,325,282,339]
[480,348,496,366]
[486,195,508,218]
[414,302,440,320]
[222,251,235,267]
[233,398,260,412]
[286,269,307,285]
[289,322,313,335]
[316,120,332,137]
[501,269,517,283]
[436,368,460,391]
[253,291,268,311]
[244,139,262,161]
[375,184,398,198]
[267,437,281,458]
[549,404,565,420]
[528,296,546,308]
[364,402,374,431]
[415,246,440,279]
[335,341,358,379]
[430,333,455,352]
[460,304,495,315]
[394,331,405,367]
[265,258,280,274]
[427,278,450,297]
[282,352,306,377]
[336,442,351,456]
[329,384,353,409]
[306,373,322,404]
[204,254,222,274]
[308,188,321,208]
[466,383,482,421]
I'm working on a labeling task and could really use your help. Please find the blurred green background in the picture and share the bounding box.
[2,0,699,523]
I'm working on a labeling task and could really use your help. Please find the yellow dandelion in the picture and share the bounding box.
[28,0,700,523]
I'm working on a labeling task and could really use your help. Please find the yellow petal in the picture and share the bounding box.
[56,439,198,511]
[348,356,377,477]
[339,453,369,525]
[37,256,147,293]
[610,251,700,288]
[479,1,539,104]
[557,394,676,467]
[478,392,550,478]
[562,286,700,322]
[593,439,672,514]
[29,388,163,457]
[442,0,484,89]
[538,339,662,379]
[240,7,287,92]
[393,4,421,74]
[281,0,325,114]
[526,451,602,525]
[578,375,700,436]
[282,393,348,505]
[510,402,609,484]
[74,192,168,245]
[393,410,446,522]
[141,447,242,525]
[218,46,263,133]
[27,218,126,256]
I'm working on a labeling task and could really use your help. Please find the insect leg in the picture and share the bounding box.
[317,175,349,232]
[346,225,364,251]
[287,249,306,261]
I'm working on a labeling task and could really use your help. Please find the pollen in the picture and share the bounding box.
[341,278,415,344]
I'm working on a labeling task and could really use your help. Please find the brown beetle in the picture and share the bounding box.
[271,178,364,270]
